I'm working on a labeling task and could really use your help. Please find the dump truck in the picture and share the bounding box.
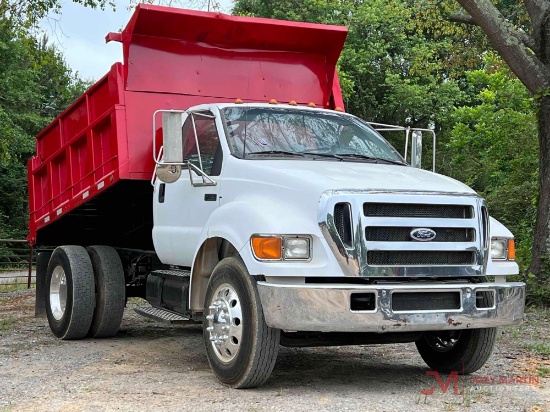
[28,4,525,388]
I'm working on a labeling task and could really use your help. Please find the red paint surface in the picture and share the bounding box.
[27,4,348,243]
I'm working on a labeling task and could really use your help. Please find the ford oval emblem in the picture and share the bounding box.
[410,228,437,242]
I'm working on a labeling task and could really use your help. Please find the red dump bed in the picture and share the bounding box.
[27,4,348,244]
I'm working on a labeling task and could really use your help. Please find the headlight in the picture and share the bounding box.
[251,235,311,261]
[283,238,310,259]
[490,238,515,260]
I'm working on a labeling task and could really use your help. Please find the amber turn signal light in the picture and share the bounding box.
[507,239,515,260]
[251,236,282,260]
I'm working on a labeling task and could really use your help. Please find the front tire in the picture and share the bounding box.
[86,246,126,338]
[416,327,497,374]
[203,257,280,388]
[45,246,95,340]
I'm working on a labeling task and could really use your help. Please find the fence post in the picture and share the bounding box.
[27,244,34,289]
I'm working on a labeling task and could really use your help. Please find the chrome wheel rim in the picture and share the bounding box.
[50,266,67,321]
[206,283,243,363]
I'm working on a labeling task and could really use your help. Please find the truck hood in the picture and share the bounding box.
[233,159,476,195]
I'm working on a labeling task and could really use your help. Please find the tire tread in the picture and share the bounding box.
[87,245,126,338]
[46,246,96,340]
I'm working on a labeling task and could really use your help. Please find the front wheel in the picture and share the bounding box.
[203,257,280,388]
[416,327,497,374]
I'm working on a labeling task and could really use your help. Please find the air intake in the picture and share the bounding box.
[334,203,352,248]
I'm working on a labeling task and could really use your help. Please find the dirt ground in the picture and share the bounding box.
[0,289,548,412]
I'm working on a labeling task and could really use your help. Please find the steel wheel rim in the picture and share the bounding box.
[425,331,461,352]
[50,266,67,321]
[206,283,243,363]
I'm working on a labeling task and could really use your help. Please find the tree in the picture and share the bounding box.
[0,0,114,30]
[446,56,538,274]
[233,0,483,129]
[0,18,87,239]
[450,0,550,285]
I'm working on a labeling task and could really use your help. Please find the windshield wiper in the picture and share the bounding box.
[333,153,406,165]
[246,150,305,157]
[300,151,344,160]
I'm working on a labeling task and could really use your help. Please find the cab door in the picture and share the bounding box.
[153,109,224,266]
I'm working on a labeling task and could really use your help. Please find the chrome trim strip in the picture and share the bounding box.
[257,282,525,333]
[363,218,477,227]
[364,241,478,251]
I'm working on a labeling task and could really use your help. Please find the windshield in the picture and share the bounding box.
[222,107,405,163]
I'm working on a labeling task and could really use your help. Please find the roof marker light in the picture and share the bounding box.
[269,99,278,104]
[289,100,297,106]
[307,102,316,107]
[335,107,344,112]
[235,98,243,104]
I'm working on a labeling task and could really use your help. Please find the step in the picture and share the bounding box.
[134,306,197,325]
[151,269,191,278]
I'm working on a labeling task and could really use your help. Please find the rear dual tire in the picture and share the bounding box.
[46,246,95,339]
[45,245,125,340]
[86,246,126,338]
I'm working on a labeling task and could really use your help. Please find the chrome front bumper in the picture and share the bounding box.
[257,282,525,333]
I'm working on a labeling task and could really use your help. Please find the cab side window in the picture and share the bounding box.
[182,112,223,176]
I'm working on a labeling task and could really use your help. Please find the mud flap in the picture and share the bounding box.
[35,251,52,318]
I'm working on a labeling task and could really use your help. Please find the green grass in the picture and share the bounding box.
[0,317,17,331]
[536,366,550,377]
[525,342,550,356]
[0,278,34,292]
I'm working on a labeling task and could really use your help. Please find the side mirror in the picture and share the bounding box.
[156,112,183,183]
[411,130,422,169]
[161,112,183,163]
[156,164,182,183]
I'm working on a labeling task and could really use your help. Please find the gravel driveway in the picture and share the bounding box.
[1,290,548,412]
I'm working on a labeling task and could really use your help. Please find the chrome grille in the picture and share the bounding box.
[319,191,485,277]
[365,227,475,242]
[367,251,475,266]
[363,203,473,219]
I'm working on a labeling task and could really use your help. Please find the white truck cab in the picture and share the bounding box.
[151,102,524,387]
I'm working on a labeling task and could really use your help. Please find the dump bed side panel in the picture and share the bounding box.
[28,64,126,242]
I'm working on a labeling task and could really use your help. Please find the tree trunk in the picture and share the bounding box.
[530,97,550,283]
[529,6,550,283]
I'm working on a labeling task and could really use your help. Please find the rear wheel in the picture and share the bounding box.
[86,246,126,338]
[416,327,497,374]
[203,257,280,388]
[45,246,95,340]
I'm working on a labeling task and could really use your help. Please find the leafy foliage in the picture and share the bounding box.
[445,55,538,272]
[0,18,87,239]
[0,0,115,30]
[234,0,485,128]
